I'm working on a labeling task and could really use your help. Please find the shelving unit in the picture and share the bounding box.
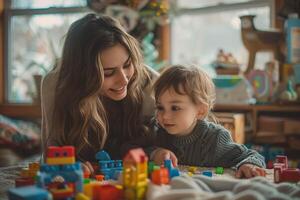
[0,104,41,119]
[214,104,300,136]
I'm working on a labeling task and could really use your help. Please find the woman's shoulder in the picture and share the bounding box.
[42,63,61,90]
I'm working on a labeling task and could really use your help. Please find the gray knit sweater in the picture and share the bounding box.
[155,120,265,168]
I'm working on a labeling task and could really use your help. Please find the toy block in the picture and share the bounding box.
[29,162,40,171]
[8,185,50,200]
[276,156,288,169]
[37,162,83,193]
[151,168,169,185]
[49,184,74,200]
[164,159,179,178]
[95,175,104,181]
[280,168,300,183]
[15,177,35,187]
[188,166,198,174]
[96,150,123,180]
[83,171,90,179]
[273,155,300,183]
[202,170,213,177]
[267,160,273,169]
[95,150,111,161]
[83,182,101,198]
[124,186,146,200]
[84,179,91,184]
[46,146,75,165]
[75,193,90,200]
[47,157,75,165]
[93,184,123,200]
[215,167,224,174]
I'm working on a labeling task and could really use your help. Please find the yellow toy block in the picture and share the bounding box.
[46,157,75,165]
[75,193,90,200]
[29,162,40,171]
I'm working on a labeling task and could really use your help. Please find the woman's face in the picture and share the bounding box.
[100,43,134,101]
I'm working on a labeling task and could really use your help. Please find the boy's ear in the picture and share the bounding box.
[196,104,208,120]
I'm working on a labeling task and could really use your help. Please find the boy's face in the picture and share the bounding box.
[156,87,205,136]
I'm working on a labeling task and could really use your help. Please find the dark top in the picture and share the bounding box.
[155,120,266,168]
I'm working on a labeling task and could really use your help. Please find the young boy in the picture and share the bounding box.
[151,65,266,178]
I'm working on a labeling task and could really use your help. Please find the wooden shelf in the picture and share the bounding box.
[0,104,41,118]
[214,104,300,112]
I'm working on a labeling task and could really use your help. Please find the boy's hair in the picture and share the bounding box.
[153,65,216,118]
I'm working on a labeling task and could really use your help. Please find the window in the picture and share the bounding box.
[171,0,272,72]
[4,0,89,103]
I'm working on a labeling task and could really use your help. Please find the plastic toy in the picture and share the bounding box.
[273,155,300,183]
[123,148,148,200]
[215,167,224,175]
[247,69,273,103]
[96,150,123,180]
[8,185,50,200]
[46,146,75,165]
[213,75,254,104]
[164,159,180,179]
[188,166,198,174]
[37,146,84,196]
[15,162,40,187]
[151,167,169,185]
[202,170,213,177]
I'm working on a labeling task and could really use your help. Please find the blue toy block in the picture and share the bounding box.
[96,150,123,180]
[8,185,50,200]
[202,170,213,177]
[37,162,83,193]
[95,150,111,160]
[164,159,180,178]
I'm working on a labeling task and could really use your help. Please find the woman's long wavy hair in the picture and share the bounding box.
[154,65,216,119]
[50,14,151,159]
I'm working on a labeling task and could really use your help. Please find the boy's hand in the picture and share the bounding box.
[236,163,266,178]
[152,148,178,167]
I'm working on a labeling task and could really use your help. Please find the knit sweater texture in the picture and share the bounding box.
[155,120,266,168]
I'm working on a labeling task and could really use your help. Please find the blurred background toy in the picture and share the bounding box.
[239,15,284,74]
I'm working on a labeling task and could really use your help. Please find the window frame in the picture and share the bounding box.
[0,0,89,117]
[170,0,276,64]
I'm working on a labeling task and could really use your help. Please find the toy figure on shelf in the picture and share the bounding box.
[279,80,298,102]
[247,69,273,103]
[212,49,241,75]
[239,15,284,74]
[213,75,255,105]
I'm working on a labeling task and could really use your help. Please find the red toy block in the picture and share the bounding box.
[15,177,35,187]
[93,184,123,200]
[280,168,300,183]
[275,156,288,169]
[95,175,104,181]
[274,155,300,183]
[47,146,75,158]
[151,168,169,185]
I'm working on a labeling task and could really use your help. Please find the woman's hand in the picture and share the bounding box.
[236,163,266,178]
[81,161,94,177]
[152,148,178,167]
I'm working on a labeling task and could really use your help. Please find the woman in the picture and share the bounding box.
[41,13,159,173]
